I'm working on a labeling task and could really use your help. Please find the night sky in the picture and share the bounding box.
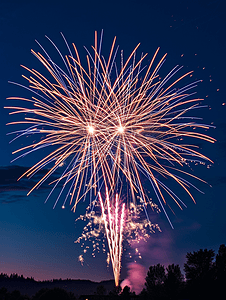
[0,0,225,285]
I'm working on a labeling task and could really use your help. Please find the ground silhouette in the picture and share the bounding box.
[1,244,225,300]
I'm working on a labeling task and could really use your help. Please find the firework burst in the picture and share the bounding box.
[75,196,160,253]
[6,32,215,224]
[74,192,161,286]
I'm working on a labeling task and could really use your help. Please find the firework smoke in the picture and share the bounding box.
[121,263,146,294]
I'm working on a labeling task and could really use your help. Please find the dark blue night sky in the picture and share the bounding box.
[0,0,225,283]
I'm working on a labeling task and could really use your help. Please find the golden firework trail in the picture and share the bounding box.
[99,189,125,287]
[74,194,161,285]
[6,32,215,226]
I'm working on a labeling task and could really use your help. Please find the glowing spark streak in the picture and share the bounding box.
[6,32,215,223]
[78,254,84,266]
[98,190,125,287]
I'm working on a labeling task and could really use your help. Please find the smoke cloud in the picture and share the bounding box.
[121,262,146,294]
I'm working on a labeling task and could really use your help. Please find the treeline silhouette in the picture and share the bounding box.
[140,243,226,300]
[0,244,225,300]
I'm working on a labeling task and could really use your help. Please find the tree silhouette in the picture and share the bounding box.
[145,263,166,299]
[0,273,9,279]
[120,286,132,300]
[0,287,8,300]
[164,264,184,300]
[216,244,226,282]
[32,288,76,300]
[215,244,226,298]
[109,285,122,298]
[184,248,215,282]
[0,288,30,300]
[32,288,49,300]
[184,248,215,299]
[96,285,106,296]
[139,288,148,300]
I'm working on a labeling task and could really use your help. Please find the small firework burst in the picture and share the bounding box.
[74,193,161,285]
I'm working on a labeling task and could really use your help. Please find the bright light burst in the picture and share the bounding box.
[75,196,160,250]
[6,32,215,223]
[74,191,161,286]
